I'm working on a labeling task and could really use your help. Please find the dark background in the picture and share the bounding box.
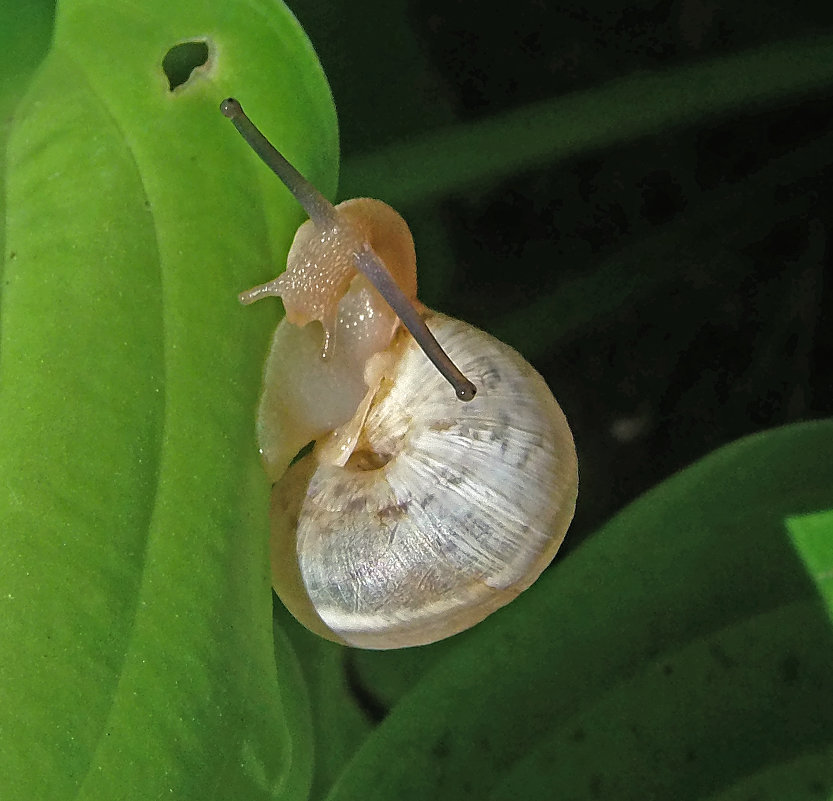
[290,0,833,549]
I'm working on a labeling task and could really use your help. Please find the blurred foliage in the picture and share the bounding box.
[291,0,833,540]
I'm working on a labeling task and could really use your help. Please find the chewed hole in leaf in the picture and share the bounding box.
[162,40,210,91]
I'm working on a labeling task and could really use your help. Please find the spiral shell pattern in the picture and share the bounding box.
[270,313,578,649]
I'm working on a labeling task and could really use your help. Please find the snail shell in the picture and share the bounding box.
[269,312,577,649]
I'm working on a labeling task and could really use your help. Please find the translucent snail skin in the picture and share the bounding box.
[221,98,578,649]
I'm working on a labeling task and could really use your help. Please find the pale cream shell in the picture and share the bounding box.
[270,312,578,649]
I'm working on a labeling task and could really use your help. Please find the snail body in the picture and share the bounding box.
[221,99,578,649]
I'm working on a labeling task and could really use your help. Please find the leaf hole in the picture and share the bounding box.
[162,39,210,91]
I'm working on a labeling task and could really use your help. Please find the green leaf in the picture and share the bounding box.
[326,420,833,801]
[0,1,337,798]
[0,0,56,274]
[700,746,833,801]
[788,509,833,611]
[0,1,56,113]
[274,603,373,801]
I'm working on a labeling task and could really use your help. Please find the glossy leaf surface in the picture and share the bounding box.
[0,0,337,798]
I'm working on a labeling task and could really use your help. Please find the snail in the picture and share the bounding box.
[221,98,578,649]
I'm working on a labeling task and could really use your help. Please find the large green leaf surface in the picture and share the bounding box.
[329,420,833,800]
[0,0,336,798]
[274,601,372,801]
